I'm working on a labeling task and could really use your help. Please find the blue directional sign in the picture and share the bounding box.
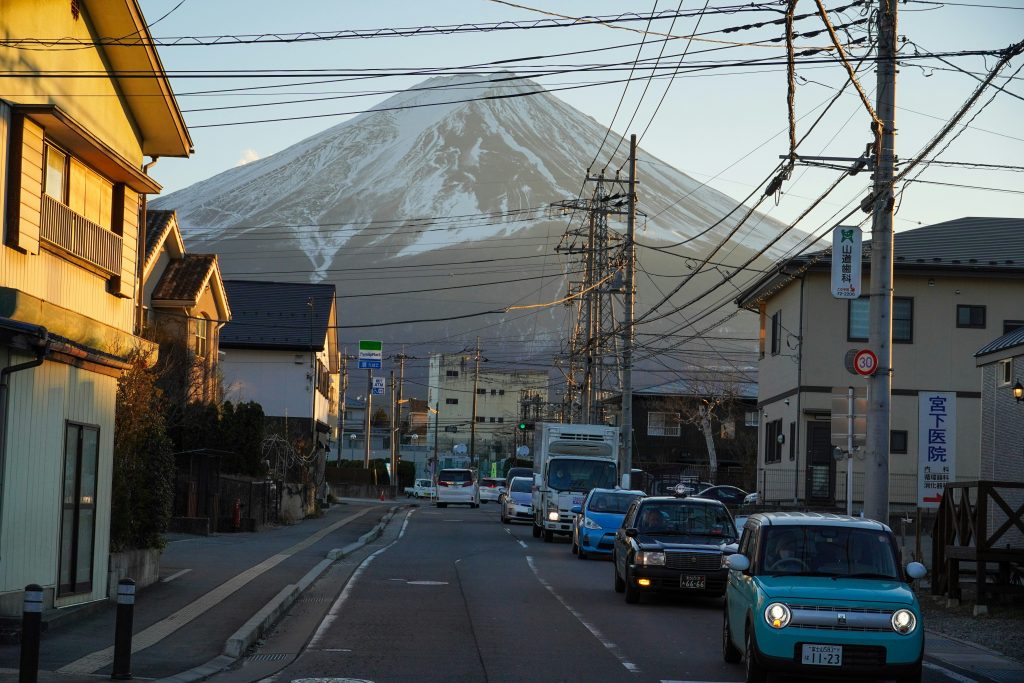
[358,359,382,369]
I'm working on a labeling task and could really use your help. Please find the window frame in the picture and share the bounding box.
[770,310,782,356]
[848,296,913,342]
[647,411,681,437]
[59,422,100,596]
[998,359,1012,387]
[890,430,908,454]
[892,297,914,343]
[445,398,459,405]
[956,305,986,329]
[194,314,209,358]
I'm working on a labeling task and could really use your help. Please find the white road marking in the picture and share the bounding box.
[60,507,376,674]
[307,509,414,650]
[160,568,192,583]
[660,680,741,683]
[518,540,528,549]
[406,580,448,585]
[923,660,984,683]
[526,556,640,674]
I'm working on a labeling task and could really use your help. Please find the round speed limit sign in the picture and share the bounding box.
[853,349,878,376]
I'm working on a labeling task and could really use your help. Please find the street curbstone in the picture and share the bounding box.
[224,584,300,658]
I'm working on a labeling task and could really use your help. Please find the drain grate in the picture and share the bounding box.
[246,653,289,663]
[300,595,333,603]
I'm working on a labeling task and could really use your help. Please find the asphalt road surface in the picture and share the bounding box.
[241,504,992,683]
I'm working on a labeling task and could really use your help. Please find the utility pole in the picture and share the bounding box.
[338,351,349,463]
[389,369,397,498]
[364,368,372,468]
[864,0,897,523]
[621,134,637,488]
[469,338,481,469]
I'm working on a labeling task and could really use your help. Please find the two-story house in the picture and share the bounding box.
[219,281,340,461]
[735,217,1024,512]
[142,209,231,407]
[0,1,191,615]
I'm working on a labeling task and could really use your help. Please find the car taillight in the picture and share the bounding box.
[438,481,450,487]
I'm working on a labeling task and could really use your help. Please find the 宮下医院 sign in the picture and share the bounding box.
[918,391,956,509]
[831,225,862,299]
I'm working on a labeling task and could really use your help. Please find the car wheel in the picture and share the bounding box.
[624,566,640,604]
[723,608,742,663]
[744,625,767,683]
[532,523,541,538]
[577,547,587,560]
[613,556,625,593]
[543,529,553,543]
[571,539,578,554]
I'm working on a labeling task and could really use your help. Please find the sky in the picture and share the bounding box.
[135,0,1024,238]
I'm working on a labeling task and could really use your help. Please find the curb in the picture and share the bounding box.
[152,505,406,683]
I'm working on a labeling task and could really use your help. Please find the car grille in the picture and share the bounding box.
[788,605,894,632]
[665,551,721,571]
[795,643,886,667]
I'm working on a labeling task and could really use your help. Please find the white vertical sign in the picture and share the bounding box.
[831,225,862,299]
[918,392,956,509]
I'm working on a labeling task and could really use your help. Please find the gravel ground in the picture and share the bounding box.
[915,584,1024,662]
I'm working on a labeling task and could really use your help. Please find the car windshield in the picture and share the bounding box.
[588,492,642,513]
[760,526,900,578]
[438,470,472,484]
[637,502,737,542]
[510,477,532,493]
[547,458,616,491]
[416,480,431,487]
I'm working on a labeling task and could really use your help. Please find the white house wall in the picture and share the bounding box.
[221,348,317,419]
[0,349,114,611]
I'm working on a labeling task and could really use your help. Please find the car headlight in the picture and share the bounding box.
[891,609,917,635]
[764,602,791,629]
[547,511,560,521]
[635,551,666,566]
[582,516,602,530]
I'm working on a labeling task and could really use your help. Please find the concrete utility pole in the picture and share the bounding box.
[389,369,397,497]
[338,351,349,463]
[469,338,481,468]
[364,368,372,468]
[621,134,637,488]
[864,0,897,523]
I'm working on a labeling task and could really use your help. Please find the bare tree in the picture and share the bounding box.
[675,378,743,484]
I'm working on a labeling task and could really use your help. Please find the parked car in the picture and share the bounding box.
[413,478,436,499]
[501,476,533,524]
[479,477,505,504]
[724,512,927,683]
[571,488,645,559]
[696,485,749,506]
[613,495,738,604]
[742,491,760,507]
[436,468,479,508]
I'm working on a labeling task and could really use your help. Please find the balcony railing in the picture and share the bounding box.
[40,194,122,275]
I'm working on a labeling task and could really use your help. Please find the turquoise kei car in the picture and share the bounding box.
[570,488,645,559]
[723,512,927,683]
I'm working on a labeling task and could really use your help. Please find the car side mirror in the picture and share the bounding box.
[905,562,927,580]
[625,528,638,538]
[571,505,582,514]
[726,554,750,572]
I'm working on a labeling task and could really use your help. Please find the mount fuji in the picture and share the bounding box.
[153,73,795,383]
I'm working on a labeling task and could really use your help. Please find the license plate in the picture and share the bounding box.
[801,644,842,666]
[681,575,705,589]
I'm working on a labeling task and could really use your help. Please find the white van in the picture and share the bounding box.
[436,468,479,508]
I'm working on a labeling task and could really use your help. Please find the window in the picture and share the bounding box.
[446,370,459,378]
[489,417,496,423]
[476,416,485,423]
[770,310,782,355]
[44,143,113,230]
[1004,320,1024,335]
[849,297,913,342]
[720,420,736,439]
[764,419,783,463]
[745,410,759,427]
[998,359,1012,386]
[497,417,504,423]
[956,305,986,329]
[498,389,505,396]
[648,412,681,437]
[890,430,908,454]
[446,398,459,405]
[476,388,486,395]
[490,389,496,396]
[59,423,99,596]
[195,315,209,358]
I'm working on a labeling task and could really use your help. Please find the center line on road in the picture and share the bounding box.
[526,556,640,674]
[517,540,528,549]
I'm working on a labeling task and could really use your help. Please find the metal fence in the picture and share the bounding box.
[217,474,279,531]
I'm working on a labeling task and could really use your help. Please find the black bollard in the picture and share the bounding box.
[19,584,42,683]
[111,578,135,680]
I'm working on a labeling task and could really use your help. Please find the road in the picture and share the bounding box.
[226,504,993,683]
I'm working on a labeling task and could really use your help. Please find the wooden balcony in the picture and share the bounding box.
[40,194,122,275]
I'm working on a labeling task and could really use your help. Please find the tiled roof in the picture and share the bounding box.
[221,280,336,350]
[145,210,176,264]
[975,325,1024,358]
[151,254,217,305]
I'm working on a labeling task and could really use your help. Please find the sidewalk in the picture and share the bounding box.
[0,499,403,683]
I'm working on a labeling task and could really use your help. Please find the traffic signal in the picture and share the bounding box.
[517,422,528,431]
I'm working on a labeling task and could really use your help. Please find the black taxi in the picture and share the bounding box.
[613,494,738,604]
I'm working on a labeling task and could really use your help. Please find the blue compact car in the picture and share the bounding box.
[571,488,644,559]
[724,512,927,683]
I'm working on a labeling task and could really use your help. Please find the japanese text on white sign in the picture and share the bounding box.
[917,392,956,509]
